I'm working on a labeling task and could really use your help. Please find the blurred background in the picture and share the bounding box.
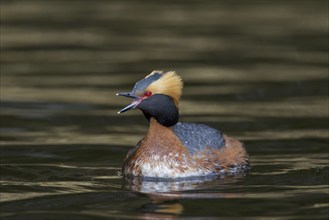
[1,0,328,219]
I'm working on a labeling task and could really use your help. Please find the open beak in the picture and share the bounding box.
[116,92,142,114]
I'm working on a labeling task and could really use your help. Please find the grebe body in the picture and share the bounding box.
[117,71,249,179]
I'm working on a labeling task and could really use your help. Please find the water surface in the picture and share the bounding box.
[1,0,328,219]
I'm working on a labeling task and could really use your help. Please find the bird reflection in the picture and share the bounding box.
[139,200,184,216]
[123,174,246,216]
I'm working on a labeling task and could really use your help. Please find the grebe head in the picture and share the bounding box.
[117,70,183,127]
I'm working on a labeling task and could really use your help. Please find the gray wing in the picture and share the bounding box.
[173,122,225,155]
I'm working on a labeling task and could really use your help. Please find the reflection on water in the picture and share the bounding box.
[1,0,328,219]
[123,174,245,193]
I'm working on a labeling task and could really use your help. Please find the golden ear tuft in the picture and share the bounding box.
[146,71,183,106]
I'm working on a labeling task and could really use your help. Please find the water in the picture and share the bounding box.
[1,0,328,219]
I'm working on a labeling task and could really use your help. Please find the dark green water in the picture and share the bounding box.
[1,0,328,219]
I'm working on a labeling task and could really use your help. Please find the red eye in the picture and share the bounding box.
[144,91,152,97]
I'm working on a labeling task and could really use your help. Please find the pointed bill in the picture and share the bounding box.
[116,92,142,114]
[117,102,137,114]
[116,92,137,99]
